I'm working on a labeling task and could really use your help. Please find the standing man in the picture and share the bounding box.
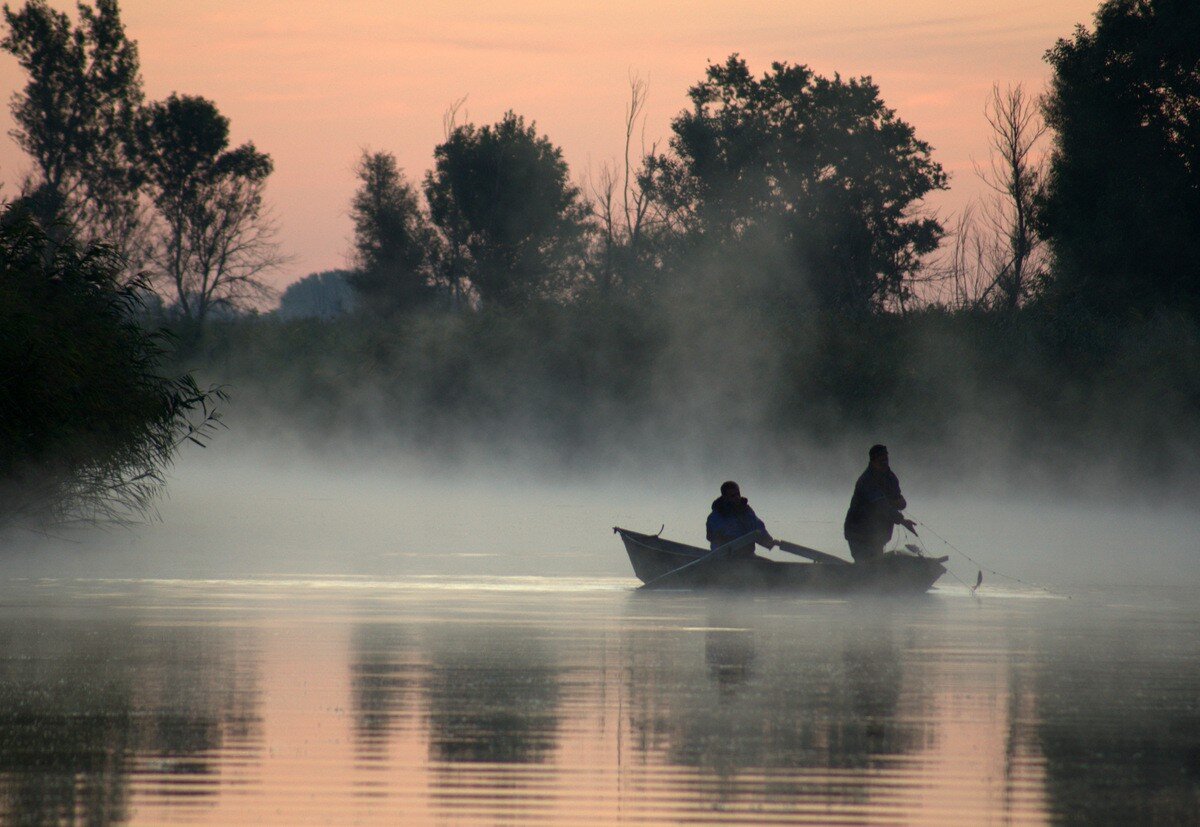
[843,445,917,562]
[706,481,777,557]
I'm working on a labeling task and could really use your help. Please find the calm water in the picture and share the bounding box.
[0,577,1196,825]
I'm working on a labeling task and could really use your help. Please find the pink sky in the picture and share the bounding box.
[0,1,1101,290]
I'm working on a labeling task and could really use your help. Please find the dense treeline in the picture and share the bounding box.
[5,0,1200,512]
[185,297,1200,489]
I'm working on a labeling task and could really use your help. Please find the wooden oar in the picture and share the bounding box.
[776,539,851,566]
[638,530,760,590]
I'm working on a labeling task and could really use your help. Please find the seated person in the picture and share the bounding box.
[706,481,776,557]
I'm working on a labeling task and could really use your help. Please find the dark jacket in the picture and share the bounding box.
[843,467,907,547]
[706,497,767,551]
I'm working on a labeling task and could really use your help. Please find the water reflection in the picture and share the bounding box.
[422,626,561,764]
[1032,606,1200,824]
[0,612,260,824]
[0,581,1196,823]
[349,623,417,762]
[623,598,937,812]
[704,626,755,696]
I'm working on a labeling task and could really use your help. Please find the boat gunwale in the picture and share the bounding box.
[614,526,948,592]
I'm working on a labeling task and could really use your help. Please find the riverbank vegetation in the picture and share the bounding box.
[0,206,223,527]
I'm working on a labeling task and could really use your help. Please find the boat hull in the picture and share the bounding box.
[615,527,947,594]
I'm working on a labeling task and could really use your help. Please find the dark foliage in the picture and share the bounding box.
[348,151,439,313]
[1,0,145,262]
[1041,0,1200,321]
[0,205,223,527]
[424,112,590,308]
[175,290,1200,493]
[646,55,947,315]
[277,269,355,320]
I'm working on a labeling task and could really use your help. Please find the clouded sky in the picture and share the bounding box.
[0,1,1101,288]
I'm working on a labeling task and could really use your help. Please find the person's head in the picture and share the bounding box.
[868,444,889,470]
[720,480,741,501]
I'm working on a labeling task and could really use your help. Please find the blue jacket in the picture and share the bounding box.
[706,497,767,550]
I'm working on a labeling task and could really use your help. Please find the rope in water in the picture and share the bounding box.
[909,518,1061,596]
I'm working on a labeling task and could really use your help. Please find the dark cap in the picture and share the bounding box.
[868,444,888,460]
[720,480,740,496]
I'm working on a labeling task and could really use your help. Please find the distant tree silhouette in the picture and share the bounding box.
[424,112,590,308]
[277,269,356,320]
[1040,0,1200,320]
[348,150,438,313]
[137,94,282,325]
[646,55,947,315]
[0,204,223,527]
[2,0,148,268]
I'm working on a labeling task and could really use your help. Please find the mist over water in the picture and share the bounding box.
[9,437,1199,590]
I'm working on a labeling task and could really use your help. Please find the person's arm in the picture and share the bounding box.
[750,508,777,549]
[886,473,914,532]
[865,481,909,530]
[886,472,907,511]
[879,499,914,531]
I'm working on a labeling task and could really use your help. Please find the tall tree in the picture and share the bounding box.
[2,0,147,266]
[588,76,670,297]
[137,93,282,324]
[1041,0,1200,320]
[647,55,947,315]
[949,84,1049,311]
[348,150,437,313]
[424,111,590,308]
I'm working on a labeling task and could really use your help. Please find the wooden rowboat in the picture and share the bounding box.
[614,527,948,594]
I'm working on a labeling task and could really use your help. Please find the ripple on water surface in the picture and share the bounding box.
[0,578,1195,824]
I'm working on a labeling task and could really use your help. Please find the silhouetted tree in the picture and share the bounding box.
[137,94,282,324]
[1041,0,1200,320]
[348,150,438,313]
[424,111,590,308]
[980,84,1048,311]
[587,76,670,298]
[947,85,1049,311]
[277,269,355,320]
[2,0,147,267]
[0,204,223,527]
[646,55,947,315]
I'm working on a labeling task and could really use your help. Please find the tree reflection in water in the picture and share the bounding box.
[348,620,564,766]
[0,616,259,824]
[349,623,419,762]
[420,626,561,764]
